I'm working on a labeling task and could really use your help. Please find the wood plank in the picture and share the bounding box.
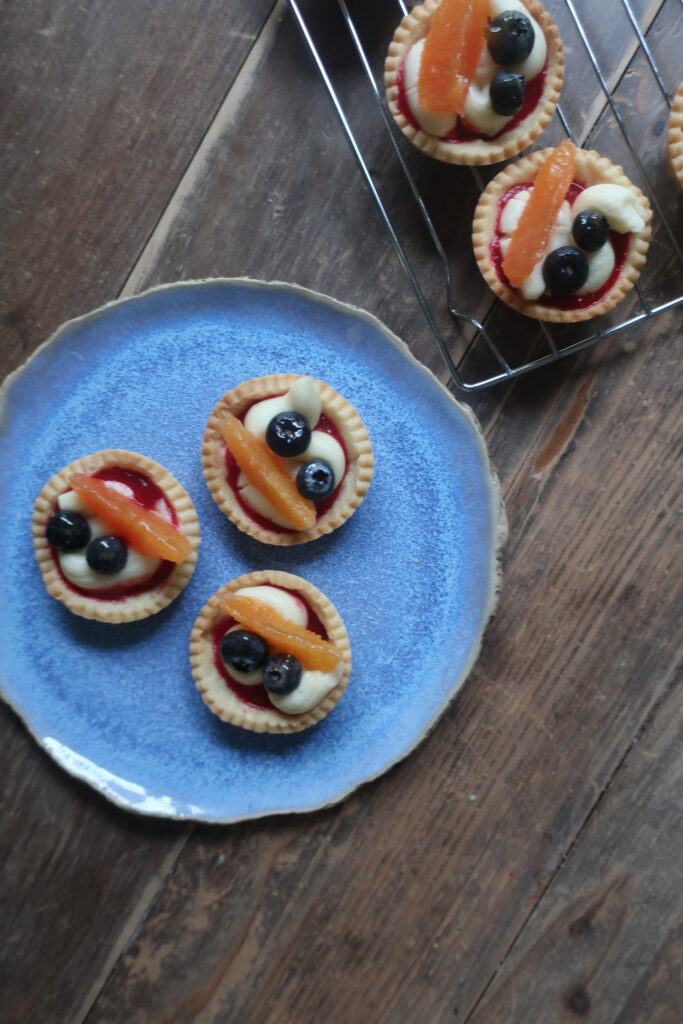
[81,4,683,1023]
[468,669,683,1023]
[0,0,275,377]
[0,705,189,1024]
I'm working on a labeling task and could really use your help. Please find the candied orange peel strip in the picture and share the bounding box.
[503,141,577,287]
[69,474,192,563]
[220,413,316,532]
[221,595,341,673]
[418,0,489,115]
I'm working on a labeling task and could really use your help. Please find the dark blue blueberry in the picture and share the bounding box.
[543,246,590,294]
[220,630,269,674]
[263,654,302,696]
[46,511,91,552]
[266,412,311,457]
[85,535,128,574]
[296,459,335,501]
[485,11,535,66]
[572,209,609,252]
[490,70,525,116]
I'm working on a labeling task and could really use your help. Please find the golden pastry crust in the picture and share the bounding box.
[190,570,351,734]
[202,374,374,546]
[668,82,683,191]
[472,147,652,322]
[384,0,564,166]
[32,449,200,622]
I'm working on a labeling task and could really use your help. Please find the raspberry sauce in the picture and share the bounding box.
[212,587,328,711]
[50,466,176,601]
[396,59,547,142]
[225,394,349,534]
[489,182,631,311]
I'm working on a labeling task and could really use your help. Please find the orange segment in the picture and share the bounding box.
[503,141,577,287]
[418,0,489,115]
[220,413,316,532]
[221,595,341,673]
[69,474,192,563]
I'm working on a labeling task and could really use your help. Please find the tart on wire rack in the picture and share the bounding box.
[385,0,564,165]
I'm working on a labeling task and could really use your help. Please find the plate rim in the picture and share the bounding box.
[0,277,507,823]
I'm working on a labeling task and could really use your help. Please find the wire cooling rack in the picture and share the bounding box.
[288,0,683,390]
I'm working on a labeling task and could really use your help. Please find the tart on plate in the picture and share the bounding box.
[472,141,652,322]
[190,570,351,734]
[202,374,374,545]
[32,449,200,622]
[668,81,683,191]
[384,0,564,166]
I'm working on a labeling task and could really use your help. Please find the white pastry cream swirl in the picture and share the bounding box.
[225,585,342,714]
[54,483,165,590]
[238,377,347,529]
[498,183,644,301]
[404,0,547,138]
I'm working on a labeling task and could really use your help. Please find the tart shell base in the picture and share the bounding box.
[668,82,683,191]
[384,0,565,166]
[202,373,374,546]
[32,449,200,623]
[472,147,653,322]
[190,570,352,734]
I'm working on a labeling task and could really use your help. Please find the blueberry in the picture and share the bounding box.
[572,209,609,252]
[296,459,335,501]
[263,654,302,695]
[220,629,269,674]
[266,412,311,457]
[543,246,590,294]
[46,511,90,551]
[85,536,128,574]
[490,71,525,116]
[485,11,535,66]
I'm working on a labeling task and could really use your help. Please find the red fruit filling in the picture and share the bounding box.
[396,57,547,143]
[49,466,176,601]
[224,394,348,534]
[489,181,631,310]
[211,586,329,711]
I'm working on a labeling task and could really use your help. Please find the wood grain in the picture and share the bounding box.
[0,0,275,376]
[469,669,683,1023]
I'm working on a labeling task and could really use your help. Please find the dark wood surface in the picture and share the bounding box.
[2,1,682,1022]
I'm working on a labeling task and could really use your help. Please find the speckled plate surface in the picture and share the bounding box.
[0,280,505,823]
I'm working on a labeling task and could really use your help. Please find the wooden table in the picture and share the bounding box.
[2,1,682,1021]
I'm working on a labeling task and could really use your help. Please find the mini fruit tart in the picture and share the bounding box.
[384,0,564,166]
[668,81,683,191]
[32,450,200,622]
[472,141,652,322]
[202,374,374,545]
[190,570,351,734]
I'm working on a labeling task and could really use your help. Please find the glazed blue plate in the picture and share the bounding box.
[0,280,504,822]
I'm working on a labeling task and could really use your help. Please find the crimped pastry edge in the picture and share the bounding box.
[202,373,374,546]
[32,449,200,622]
[384,0,564,166]
[471,146,653,322]
[190,570,352,734]
[668,82,683,191]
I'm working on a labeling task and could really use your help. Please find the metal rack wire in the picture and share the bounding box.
[288,0,683,390]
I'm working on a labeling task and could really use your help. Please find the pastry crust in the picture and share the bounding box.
[190,570,351,734]
[32,449,200,622]
[472,147,652,322]
[668,82,683,191]
[202,374,374,546]
[384,0,564,166]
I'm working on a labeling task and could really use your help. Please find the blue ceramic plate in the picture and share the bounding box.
[0,280,504,822]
